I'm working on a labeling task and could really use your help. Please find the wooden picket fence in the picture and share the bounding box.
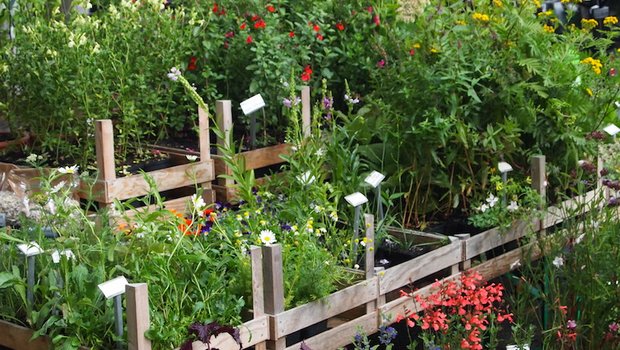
[121,156,604,350]
[81,107,216,214]
[0,155,606,350]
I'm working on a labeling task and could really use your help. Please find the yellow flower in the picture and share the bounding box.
[586,87,593,97]
[525,176,532,185]
[581,18,598,31]
[543,24,555,33]
[537,10,553,18]
[496,182,504,191]
[430,47,440,54]
[580,57,603,75]
[472,12,490,23]
[455,20,466,26]
[532,0,541,7]
[413,43,421,49]
[493,0,503,7]
[604,16,618,26]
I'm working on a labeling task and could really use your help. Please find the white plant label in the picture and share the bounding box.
[51,249,75,264]
[604,124,620,136]
[498,161,513,174]
[296,171,316,185]
[506,345,530,350]
[345,192,369,207]
[240,94,265,115]
[98,276,129,299]
[0,213,5,227]
[17,242,44,257]
[364,171,386,188]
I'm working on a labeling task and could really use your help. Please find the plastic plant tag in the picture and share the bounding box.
[240,94,265,115]
[51,249,75,264]
[17,241,44,257]
[297,171,316,185]
[604,124,620,136]
[344,192,369,207]
[498,161,513,174]
[98,276,129,299]
[0,213,5,228]
[364,171,386,188]
[506,345,530,350]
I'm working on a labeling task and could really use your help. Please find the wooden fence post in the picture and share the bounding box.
[215,100,235,201]
[198,107,215,204]
[126,283,151,350]
[262,244,285,350]
[301,86,311,138]
[454,234,471,271]
[531,155,546,233]
[363,214,376,314]
[94,120,115,207]
[251,246,267,350]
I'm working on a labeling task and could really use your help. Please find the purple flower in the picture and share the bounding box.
[567,320,577,330]
[322,97,333,110]
[167,67,182,81]
[282,98,292,108]
[281,223,292,231]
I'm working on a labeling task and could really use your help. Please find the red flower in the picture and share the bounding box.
[212,3,219,13]
[313,23,320,32]
[240,22,247,30]
[611,68,617,77]
[367,6,373,13]
[301,65,312,81]
[289,31,295,38]
[266,5,275,13]
[409,48,415,56]
[251,14,260,22]
[246,35,253,44]
[187,56,197,71]
[224,31,234,38]
[316,34,324,41]
[254,19,266,29]
[336,22,345,31]
[373,15,381,26]
[223,41,229,49]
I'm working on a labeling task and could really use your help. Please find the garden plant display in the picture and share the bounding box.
[2,0,620,350]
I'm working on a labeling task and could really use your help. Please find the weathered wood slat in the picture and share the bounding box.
[0,319,50,350]
[379,240,461,295]
[465,217,538,260]
[274,277,378,338]
[284,312,378,350]
[541,190,599,229]
[91,160,214,203]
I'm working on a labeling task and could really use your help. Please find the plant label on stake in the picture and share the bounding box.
[17,241,44,306]
[345,192,368,264]
[240,94,265,150]
[604,124,620,140]
[364,171,386,221]
[51,249,75,264]
[498,161,513,205]
[98,276,129,350]
[0,213,5,228]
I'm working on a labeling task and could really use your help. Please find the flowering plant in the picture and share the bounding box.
[398,271,513,350]
[468,173,541,230]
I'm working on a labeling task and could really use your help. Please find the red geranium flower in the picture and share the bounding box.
[251,14,260,22]
[246,35,253,44]
[225,31,234,38]
[313,23,320,32]
[187,56,197,71]
[301,65,312,81]
[336,22,345,31]
[240,22,247,30]
[316,34,324,41]
[266,5,275,13]
[212,3,219,13]
[373,15,381,26]
[254,19,266,29]
[289,31,295,38]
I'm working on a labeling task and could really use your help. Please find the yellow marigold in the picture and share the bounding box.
[538,10,553,18]
[604,16,618,26]
[581,57,603,75]
[543,24,555,33]
[472,12,490,23]
[493,0,503,7]
[413,43,421,48]
[532,0,541,7]
[581,18,598,31]
[430,47,440,53]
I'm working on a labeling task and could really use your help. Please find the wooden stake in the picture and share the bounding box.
[251,247,267,350]
[454,234,471,270]
[126,284,151,350]
[215,100,235,201]
[262,244,285,350]
[531,155,546,233]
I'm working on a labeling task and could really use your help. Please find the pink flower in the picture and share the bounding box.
[567,320,577,330]
[373,15,380,26]
[376,59,385,68]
